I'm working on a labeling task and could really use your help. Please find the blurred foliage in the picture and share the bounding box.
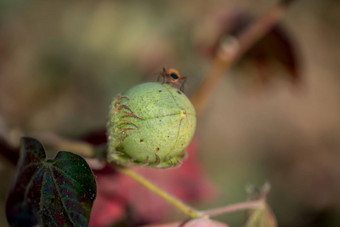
[1,0,340,226]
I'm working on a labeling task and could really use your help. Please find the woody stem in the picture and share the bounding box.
[191,0,299,117]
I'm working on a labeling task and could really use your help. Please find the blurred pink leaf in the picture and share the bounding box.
[142,218,228,227]
[82,131,216,227]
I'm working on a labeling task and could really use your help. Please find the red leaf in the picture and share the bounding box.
[195,9,301,88]
[88,135,216,227]
[142,218,228,227]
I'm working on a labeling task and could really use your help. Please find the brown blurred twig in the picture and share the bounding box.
[191,0,298,117]
[0,138,19,166]
[32,132,99,158]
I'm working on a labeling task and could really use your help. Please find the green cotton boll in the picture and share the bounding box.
[107,82,196,168]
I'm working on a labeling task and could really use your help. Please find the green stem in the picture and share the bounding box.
[115,164,203,218]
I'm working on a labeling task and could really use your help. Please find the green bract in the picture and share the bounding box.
[107,82,196,168]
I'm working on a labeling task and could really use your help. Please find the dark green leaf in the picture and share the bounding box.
[6,137,97,227]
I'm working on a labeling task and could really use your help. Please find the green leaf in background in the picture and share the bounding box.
[244,183,277,227]
[244,204,277,227]
[6,137,97,227]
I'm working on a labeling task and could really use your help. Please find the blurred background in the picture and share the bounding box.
[1,0,340,226]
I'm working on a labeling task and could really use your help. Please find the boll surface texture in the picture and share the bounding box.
[107,82,196,168]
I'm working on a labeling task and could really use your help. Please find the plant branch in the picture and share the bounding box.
[33,132,98,158]
[0,131,101,168]
[202,200,264,217]
[191,0,298,117]
[114,164,203,218]
[0,131,269,219]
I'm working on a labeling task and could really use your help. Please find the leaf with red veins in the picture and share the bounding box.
[6,137,96,227]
